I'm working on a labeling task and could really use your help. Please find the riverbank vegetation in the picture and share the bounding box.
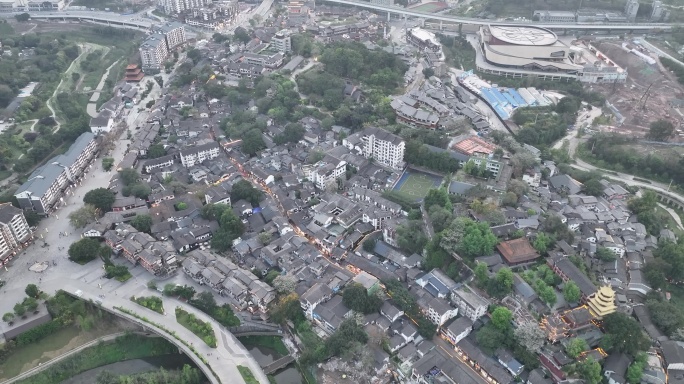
[15,334,179,384]
[175,308,217,348]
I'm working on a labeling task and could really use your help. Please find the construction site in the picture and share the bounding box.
[587,37,684,138]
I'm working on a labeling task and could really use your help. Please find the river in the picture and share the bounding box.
[61,354,203,384]
[247,346,303,384]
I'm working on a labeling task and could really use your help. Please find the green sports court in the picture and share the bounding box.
[393,169,443,201]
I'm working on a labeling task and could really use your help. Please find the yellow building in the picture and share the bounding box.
[587,286,617,318]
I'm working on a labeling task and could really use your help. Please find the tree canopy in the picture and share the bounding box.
[68,238,110,264]
[342,283,382,314]
[646,119,675,142]
[83,188,115,213]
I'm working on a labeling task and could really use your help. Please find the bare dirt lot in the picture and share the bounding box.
[591,40,684,136]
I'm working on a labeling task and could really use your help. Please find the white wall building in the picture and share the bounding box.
[0,203,32,265]
[271,30,292,53]
[451,285,489,322]
[343,127,405,170]
[179,142,220,168]
[15,133,97,215]
[307,158,346,190]
[624,0,639,21]
[140,35,168,71]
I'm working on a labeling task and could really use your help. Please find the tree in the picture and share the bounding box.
[647,119,675,141]
[514,321,545,353]
[102,158,114,171]
[343,283,382,314]
[583,178,604,196]
[563,281,581,303]
[511,151,537,177]
[422,67,435,78]
[424,188,449,209]
[535,279,557,307]
[602,312,650,355]
[14,303,25,317]
[646,299,684,336]
[474,261,489,287]
[83,188,116,212]
[595,246,617,261]
[565,337,588,358]
[258,232,271,245]
[577,357,602,384]
[628,191,657,214]
[130,214,153,233]
[626,353,648,384]
[23,297,38,312]
[118,168,140,186]
[231,179,262,206]
[533,233,554,254]
[25,284,39,299]
[476,324,506,353]
[96,370,119,384]
[2,312,14,323]
[396,220,428,254]
[502,192,519,207]
[362,237,377,252]
[14,13,30,22]
[68,204,99,228]
[491,307,512,331]
[273,274,297,294]
[440,217,498,259]
[68,238,109,264]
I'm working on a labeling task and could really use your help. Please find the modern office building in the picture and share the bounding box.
[158,0,208,15]
[406,28,441,51]
[15,132,98,215]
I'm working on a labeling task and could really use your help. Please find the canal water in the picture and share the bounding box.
[61,353,203,384]
[247,345,303,384]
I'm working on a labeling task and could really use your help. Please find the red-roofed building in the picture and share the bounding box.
[497,238,539,266]
[451,135,497,156]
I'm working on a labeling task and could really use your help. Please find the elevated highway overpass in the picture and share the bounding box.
[321,0,679,31]
[22,12,154,29]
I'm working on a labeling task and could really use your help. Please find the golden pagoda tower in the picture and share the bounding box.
[587,285,617,319]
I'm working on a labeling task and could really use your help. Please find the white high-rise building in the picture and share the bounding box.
[624,0,639,21]
[343,127,405,170]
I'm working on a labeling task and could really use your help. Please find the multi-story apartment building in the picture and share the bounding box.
[15,132,98,215]
[442,316,473,346]
[451,285,489,322]
[271,30,292,53]
[0,203,32,265]
[343,127,405,170]
[179,142,220,168]
[307,157,347,190]
[158,0,208,15]
[140,35,168,71]
[155,22,187,50]
[241,52,285,69]
[140,23,187,71]
[624,0,639,21]
[185,2,239,30]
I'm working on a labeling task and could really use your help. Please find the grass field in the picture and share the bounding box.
[409,1,448,12]
[393,170,441,201]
